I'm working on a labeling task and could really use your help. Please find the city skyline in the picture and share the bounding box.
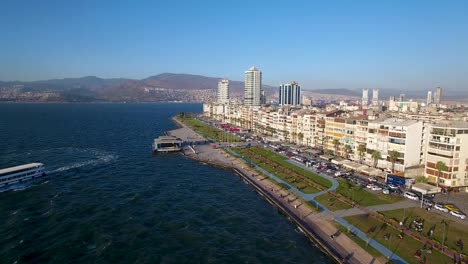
[1,1,468,91]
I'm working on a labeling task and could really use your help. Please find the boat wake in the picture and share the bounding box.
[49,152,118,174]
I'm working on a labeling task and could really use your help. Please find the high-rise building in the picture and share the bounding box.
[244,66,262,106]
[426,91,433,106]
[279,82,301,106]
[372,88,379,106]
[434,87,442,105]
[362,89,369,107]
[399,93,405,102]
[217,79,229,104]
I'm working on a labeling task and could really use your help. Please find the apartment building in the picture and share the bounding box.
[366,118,424,172]
[424,121,468,191]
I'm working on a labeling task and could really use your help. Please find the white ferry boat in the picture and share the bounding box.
[0,163,46,188]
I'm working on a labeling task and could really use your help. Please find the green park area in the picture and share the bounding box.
[234,147,320,194]
[345,213,458,264]
[314,193,352,211]
[238,146,333,189]
[177,116,241,142]
[336,179,402,206]
[381,207,467,256]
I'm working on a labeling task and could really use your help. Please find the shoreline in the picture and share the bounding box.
[169,116,383,264]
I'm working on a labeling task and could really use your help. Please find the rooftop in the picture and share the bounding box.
[0,163,44,175]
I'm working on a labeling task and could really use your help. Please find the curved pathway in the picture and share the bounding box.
[226,149,407,264]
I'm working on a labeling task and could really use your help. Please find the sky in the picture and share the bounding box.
[1,0,468,91]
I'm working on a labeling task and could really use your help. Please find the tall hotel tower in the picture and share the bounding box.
[372,88,379,106]
[434,87,442,105]
[217,79,229,104]
[279,82,301,106]
[426,91,433,105]
[362,88,369,107]
[244,66,262,106]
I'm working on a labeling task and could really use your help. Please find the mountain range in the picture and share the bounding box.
[0,73,465,102]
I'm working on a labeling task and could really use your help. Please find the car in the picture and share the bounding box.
[366,184,375,189]
[422,198,434,207]
[434,203,449,213]
[368,177,377,182]
[334,171,342,177]
[372,185,382,191]
[404,192,419,201]
[382,188,390,195]
[450,210,466,220]
[326,169,333,173]
[387,184,399,190]
[444,204,458,212]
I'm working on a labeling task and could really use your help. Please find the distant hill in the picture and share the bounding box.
[305,88,360,97]
[143,73,276,94]
[0,73,276,102]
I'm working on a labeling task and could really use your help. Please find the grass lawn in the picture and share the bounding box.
[245,146,333,189]
[380,207,468,256]
[314,193,352,211]
[335,224,384,259]
[234,148,320,194]
[345,214,454,264]
[177,116,242,142]
[336,179,402,206]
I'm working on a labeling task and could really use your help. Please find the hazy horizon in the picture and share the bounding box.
[1,1,467,91]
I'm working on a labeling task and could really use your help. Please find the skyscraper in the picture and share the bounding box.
[217,79,229,104]
[362,88,369,107]
[372,88,379,106]
[279,82,301,106]
[434,87,442,105]
[426,91,432,106]
[244,66,262,106]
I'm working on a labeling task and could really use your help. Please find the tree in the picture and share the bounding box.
[371,150,381,168]
[357,144,366,164]
[298,132,304,145]
[321,136,329,154]
[344,145,353,159]
[415,175,427,183]
[435,161,448,187]
[283,130,289,141]
[388,151,400,172]
[332,139,340,156]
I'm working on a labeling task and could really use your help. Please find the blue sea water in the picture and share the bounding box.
[0,103,331,264]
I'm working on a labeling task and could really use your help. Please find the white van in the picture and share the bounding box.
[404,192,419,201]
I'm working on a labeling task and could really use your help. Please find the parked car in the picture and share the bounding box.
[387,184,399,190]
[422,198,434,207]
[450,210,466,220]
[444,204,458,212]
[404,192,419,201]
[372,185,382,191]
[366,184,375,189]
[382,188,390,195]
[368,177,377,182]
[434,203,449,213]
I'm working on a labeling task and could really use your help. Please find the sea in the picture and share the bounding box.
[0,103,331,264]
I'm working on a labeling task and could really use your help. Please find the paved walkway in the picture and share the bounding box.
[230,152,407,264]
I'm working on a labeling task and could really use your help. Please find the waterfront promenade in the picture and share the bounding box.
[169,117,386,264]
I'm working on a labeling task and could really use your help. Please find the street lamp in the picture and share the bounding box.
[441,220,448,251]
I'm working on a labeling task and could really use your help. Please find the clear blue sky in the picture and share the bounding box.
[1,0,467,91]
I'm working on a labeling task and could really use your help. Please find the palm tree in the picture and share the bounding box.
[371,150,381,168]
[322,136,328,153]
[357,144,366,164]
[388,151,400,173]
[297,132,304,145]
[344,145,352,159]
[435,161,447,187]
[332,139,340,156]
[283,130,289,141]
